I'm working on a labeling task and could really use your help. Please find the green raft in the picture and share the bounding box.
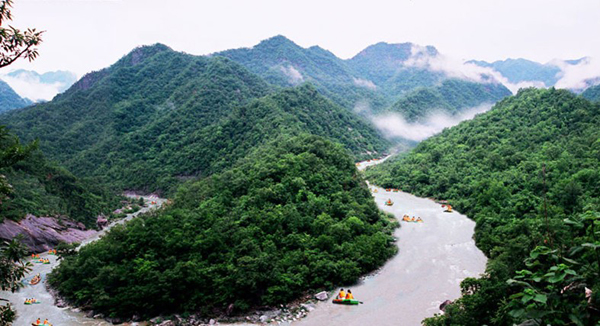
[332,299,360,305]
[24,301,42,305]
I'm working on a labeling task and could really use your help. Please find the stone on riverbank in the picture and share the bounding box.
[315,291,328,301]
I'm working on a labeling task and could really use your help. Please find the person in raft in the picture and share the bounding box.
[36,318,41,325]
[43,318,49,325]
[345,290,354,300]
[337,288,346,299]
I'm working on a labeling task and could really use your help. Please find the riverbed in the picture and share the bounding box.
[0,195,165,326]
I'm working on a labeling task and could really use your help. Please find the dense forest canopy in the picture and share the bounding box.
[367,88,600,325]
[49,135,398,318]
[68,83,390,193]
[0,44,392,194]
[0,127,119,226]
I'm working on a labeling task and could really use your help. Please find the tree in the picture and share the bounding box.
[0,2,43,321]
[0,0,43,68]
[0,125,36,203]
[0,238,31,325]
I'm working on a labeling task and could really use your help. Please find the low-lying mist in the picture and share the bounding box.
[371,103,493,142]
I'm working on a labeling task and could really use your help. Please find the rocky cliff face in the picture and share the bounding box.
[0,215,97,252]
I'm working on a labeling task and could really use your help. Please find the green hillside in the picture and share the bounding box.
[346,42,445,96]
[0,127,119,227]
[582,84,600,102]
[218,35,390,111]
[469,58,563,87]
[49,134,398,318]
[68,84,390,193]
[219,37,512,120]
[389,79,512,121]
[367,88,600,325]
[0,44,389,194]
[0,79,32,113]
[0,44,270,164]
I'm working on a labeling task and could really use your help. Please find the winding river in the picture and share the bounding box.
[1,195,165,326]
[2,158,486,326]
[293,159,488,326]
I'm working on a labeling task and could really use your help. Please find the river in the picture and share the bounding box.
[3,158,486,326]
[1,195,166,326]
[292,159,488,326]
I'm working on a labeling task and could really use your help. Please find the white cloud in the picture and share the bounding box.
[0,74,66,102]
[352,77,377,90]
[553,57,600,91]
[371,103,493,142]
[404,46,554,94]
[279,65,304,85]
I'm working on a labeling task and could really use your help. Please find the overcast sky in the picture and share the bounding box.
[7,0,600,77]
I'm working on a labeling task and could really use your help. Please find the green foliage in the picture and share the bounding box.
[0,237,31,325]
[0,0,44,69]
[369,88,600,325]
[55,241,79,259]
[389,79,512,121]
[49,135,397,318]
[218,35,391,112]
[582,84,600,102]
[0,126,120,226]
[0,46,389,194]
[505,246,590,325]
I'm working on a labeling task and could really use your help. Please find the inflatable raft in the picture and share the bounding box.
[332,299,360,305]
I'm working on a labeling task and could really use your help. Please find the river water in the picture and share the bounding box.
[292,160,487,326]
[0,196,165,326]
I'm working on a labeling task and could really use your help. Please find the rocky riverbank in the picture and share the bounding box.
[0,214,97,252]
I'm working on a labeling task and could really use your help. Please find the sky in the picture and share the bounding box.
[5,0,600,78]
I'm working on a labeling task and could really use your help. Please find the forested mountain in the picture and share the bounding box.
[469,58,563,87]
[0,44,389,193]
[217,35,390,111]
[388,79,511,121]
[67,84,390,193]
[0,79,32,113]
[49,135,398,318]
[0,127,119,227]
[366,88,600,325]
[346,42,446,96]
[218,36,511,117]
[582,84,600,102]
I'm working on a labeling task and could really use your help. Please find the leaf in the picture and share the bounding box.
[533,294,547,304]
[568,313,585,326]
[507,279,533,288]
[581,243,600,249]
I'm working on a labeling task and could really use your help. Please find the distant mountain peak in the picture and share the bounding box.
[256,35,299,49]
[351,42,439,61]
[121,43,173,66]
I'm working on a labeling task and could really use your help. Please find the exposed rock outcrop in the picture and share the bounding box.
[96,214,109,230]
[0,214,97,252]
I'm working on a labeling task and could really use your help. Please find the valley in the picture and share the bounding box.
[0,9,598,324]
